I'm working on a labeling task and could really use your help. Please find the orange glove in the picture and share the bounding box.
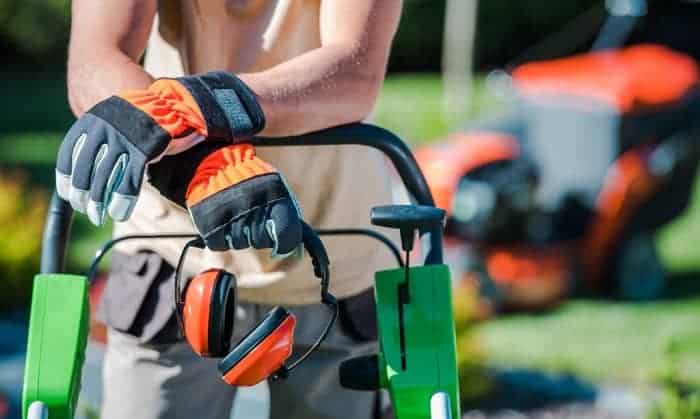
[150,142,303,255]
[57,72,265,225]
[186,144,302,254]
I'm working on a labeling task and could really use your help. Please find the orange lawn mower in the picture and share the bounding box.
[417,43,700,311]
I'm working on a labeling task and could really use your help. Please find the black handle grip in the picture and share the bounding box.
[371,205,445,252]
[40,192,74,274]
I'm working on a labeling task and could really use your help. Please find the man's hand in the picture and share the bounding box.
[56,72,266,225]
[186,144,302,254]
[149,143,303,255]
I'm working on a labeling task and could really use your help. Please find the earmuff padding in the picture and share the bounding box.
[217,306,290,374]
[207,271,235,356]
[219,313,296,386]
[183,270,219,356]
[222,275,236,345]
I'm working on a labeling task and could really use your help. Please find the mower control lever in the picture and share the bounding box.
[371,205,445,252]
[371,205,446,365]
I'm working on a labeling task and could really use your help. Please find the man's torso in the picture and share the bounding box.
[114,0,396,305]
[157,0,322,74]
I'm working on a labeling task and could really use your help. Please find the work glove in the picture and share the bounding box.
[149,142,303,256]
[56,71,265,225]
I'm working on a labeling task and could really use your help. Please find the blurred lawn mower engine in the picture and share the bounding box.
[418,44,700,310]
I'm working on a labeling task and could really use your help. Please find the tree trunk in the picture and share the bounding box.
[442,0,479,125]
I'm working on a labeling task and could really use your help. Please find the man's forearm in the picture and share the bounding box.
[67,0,156,117]
[237,0,401,137]
[68,44,382,137]
[68,49,154,117]
[239,44,384,137]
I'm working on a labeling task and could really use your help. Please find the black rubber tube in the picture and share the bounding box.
[316,229,404,268]
[40,123,442,274]
[40,192,74,274]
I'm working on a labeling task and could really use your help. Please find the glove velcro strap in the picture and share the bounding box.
[89,96,171,158]
[176,72,266,141]
[188,173,290,236]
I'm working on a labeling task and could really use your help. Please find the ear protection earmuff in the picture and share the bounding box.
[181,268,237,357]
[174,222,337,387]
[218,306,296,386]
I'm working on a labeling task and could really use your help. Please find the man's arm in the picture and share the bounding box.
[68,0,401,135]
[239,0,402,136]
[67,0,156,116]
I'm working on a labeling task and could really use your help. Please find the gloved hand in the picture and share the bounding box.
[149,142,303,256]
[56,71,265,225]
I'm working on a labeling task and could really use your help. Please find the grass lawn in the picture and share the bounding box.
[477,293,700,386]
[374,73,504,142]
[1,72,699,388]
[477,203,700,387]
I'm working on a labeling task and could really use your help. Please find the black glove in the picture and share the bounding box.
[56,72,265,225]
[149,141,303,256]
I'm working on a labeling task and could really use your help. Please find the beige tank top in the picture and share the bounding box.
[114,0,396,305]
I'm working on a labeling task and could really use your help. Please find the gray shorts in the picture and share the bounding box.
[98,251,380,419]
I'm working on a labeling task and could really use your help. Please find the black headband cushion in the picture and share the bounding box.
[217,306,289,373]
[208,271,236,356]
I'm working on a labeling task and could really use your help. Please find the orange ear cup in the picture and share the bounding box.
[221,314,296,386]
[183,269,222,356]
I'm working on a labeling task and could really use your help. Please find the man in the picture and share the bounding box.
[59,1,402,418]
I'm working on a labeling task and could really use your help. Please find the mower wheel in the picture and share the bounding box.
[614,233,666,301]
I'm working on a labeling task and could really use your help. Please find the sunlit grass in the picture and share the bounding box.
[478,298,700,386]
[374,74,504,143]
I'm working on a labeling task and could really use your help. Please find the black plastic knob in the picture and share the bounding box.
[370,205,445,251]
[339,354,381,391]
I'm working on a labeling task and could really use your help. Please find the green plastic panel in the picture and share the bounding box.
[375,265,460,419]
[22,274,89,419]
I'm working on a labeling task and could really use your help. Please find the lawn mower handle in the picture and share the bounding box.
[40,123,442,274]
[40,192,74,274]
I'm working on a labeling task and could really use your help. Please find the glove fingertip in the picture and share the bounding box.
[203,235,228,252]
[69,188,89,214]
[266,214,302,257]
[55,171,71,201]
[271,243,303,260]
[87,200,104,226]
[107,193,138,222]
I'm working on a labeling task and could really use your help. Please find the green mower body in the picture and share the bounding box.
[22,274,89,419]
[375,264,460,419]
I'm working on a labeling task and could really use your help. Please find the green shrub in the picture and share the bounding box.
[1,0,602,71]
[650,389,700,419]
[0,0,70,64]
[0,169,47,311]
[453,281,492,400]
[648,340,700,419]
[390,0,599,72]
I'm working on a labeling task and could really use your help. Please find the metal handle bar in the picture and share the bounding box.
[40,123,442,274]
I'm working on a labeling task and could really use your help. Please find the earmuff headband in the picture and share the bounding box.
[174,237,206,335]
[276,223,338,378]
[173,222,337,379]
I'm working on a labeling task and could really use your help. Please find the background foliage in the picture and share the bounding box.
[0,0,602,71]
[0,0,69,67]
[392,0,600,71]
[0,171,46,310]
